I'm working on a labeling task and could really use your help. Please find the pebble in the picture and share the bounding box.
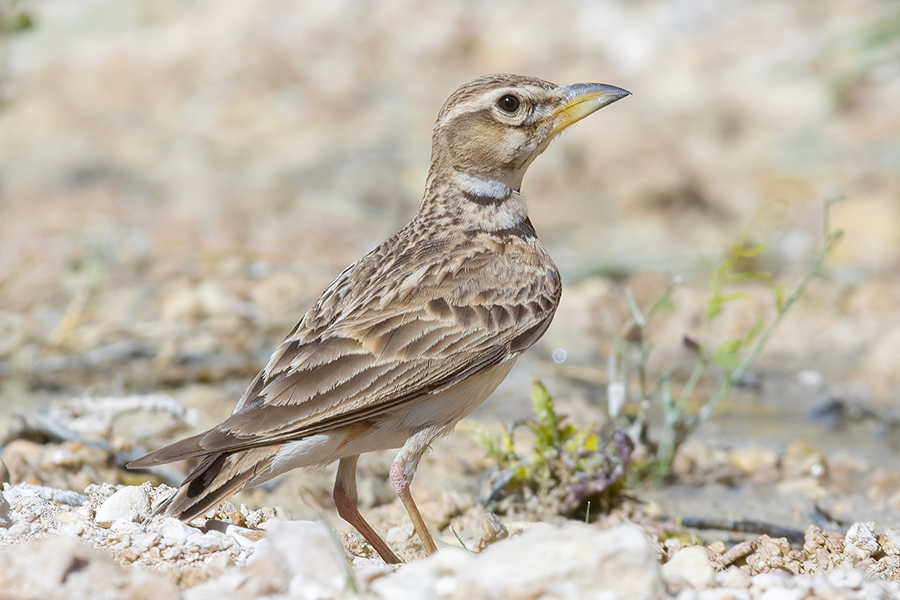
[0,492,12,527]
[826,567,865,590]
[728,447,779,473]
[376,523,667,600]
[0,536,181,600]
[716,566,752,589]
[94,486,151,526]
[161,516,198,540]
[751,571,792,592]
[699,589,751,600]
[881,529,900,555]
[676,587,699,600]
[52,510,87,524]
[844,522,878,559]
[385,524,414,544]
[758,588,804,600]
[664,546,717,588]
[225,524,266,542]
[110,517,144,535]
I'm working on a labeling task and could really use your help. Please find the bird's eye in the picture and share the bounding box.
[497,94,521,113]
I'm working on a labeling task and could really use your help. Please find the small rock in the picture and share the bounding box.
[879,529,900,556]
[844,522,878,561]
[676,587,699,600]
[707,541,727,556]
[225,523,265,542]
[751,571,792,591]
[716,566,751,588]
[131,532,161,553]
[0,492,12,527]
[826,567,865,590]
[52,510,87,525]
[758,588,804,600]
[728,447,779,473]
[110,517,143,535]
[196,520,352,599]
[267,521,351,595]
[781,442,826,480]
[386,524,414,544]
[699,590,750,600]
[374,522,666,600]
[663,546,716,588]
[94,486,151,526]
[0,536,180,600]
[161,517,198,540]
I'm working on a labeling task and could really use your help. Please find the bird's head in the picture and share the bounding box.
[429,74,630,193]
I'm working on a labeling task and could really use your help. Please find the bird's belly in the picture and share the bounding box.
[265,357,517,476]
[380,357,518,436]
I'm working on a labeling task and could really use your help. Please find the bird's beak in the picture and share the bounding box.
[550,83,631,135]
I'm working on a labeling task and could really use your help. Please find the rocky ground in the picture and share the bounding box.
[4,390,900,598]
[3,474,900,599]
[1,0,899,598]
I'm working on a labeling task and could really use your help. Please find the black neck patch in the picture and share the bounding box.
[467,217,536,239]
[460,187,512,206]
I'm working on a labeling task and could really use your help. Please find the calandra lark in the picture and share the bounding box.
[129,74,629,563]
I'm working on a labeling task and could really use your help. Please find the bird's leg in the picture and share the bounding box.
[333,455,401,564]
[390,427,440,556]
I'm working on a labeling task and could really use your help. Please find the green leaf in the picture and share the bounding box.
[772,286,786,313]
[734,241,768,258]
[712,339,744,369]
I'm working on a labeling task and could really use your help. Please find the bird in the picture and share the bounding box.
[127,74,630,563]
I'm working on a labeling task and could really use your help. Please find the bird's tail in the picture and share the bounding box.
[154,447,278,522]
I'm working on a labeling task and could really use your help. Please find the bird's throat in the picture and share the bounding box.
[450,170,530,234]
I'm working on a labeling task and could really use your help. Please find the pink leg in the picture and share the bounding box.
[390,427,440,556]
[333,455,401,564]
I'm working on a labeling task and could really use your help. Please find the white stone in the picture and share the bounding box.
[676,587,699,600]
[228,529,256,549]
[716,566,751,588]
[371,547,473,600]
[758,588,804,600]
[110,517,143,535]
[220,520,352,599]
[0,492,13,527]
[51,510,87,524]
[161,517,198,540]
[699,589,750,600]
[845,522,878,559]
[0,536,180,600]
[385,524,414,544]
[663,546,716,588]
[186,531,230,553]
[374,522,665,600]
[94,486,150,526]
[882,528,900,555]
[826,567,865,590]
[131,532,161,553]
[751,571,791,591]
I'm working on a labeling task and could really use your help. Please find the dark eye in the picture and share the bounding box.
[497,94,520,113]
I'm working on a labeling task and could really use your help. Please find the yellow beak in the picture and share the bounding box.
[551,83,631,135]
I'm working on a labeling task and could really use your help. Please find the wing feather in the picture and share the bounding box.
[131,232,561,467]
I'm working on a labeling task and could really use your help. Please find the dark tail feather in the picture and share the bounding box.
[126,432,210,469]
[154,447,278,522]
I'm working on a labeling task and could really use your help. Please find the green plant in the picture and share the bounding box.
[480,378,633,519]
[0,0,33,34]
[613,198,844,480]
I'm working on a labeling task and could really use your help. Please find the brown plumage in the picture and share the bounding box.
[128,73,630,563]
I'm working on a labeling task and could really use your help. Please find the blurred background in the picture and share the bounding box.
[1,0,899,524]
